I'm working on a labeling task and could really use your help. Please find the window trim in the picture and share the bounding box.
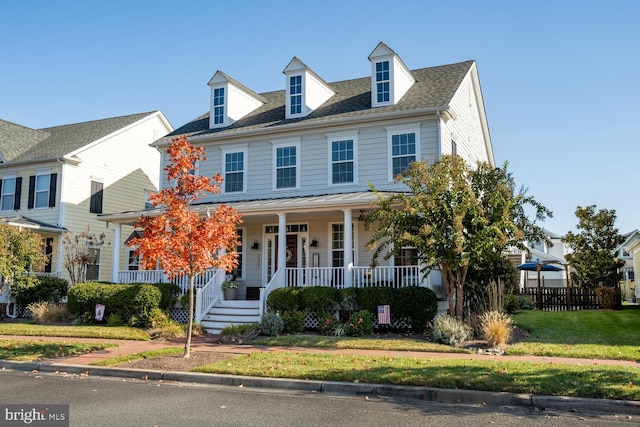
[235,227,246,280]
[386,124,420,182]
[328,222,357,267]
[0,174,17,212]
[272,138,301,191]
[212,86,226,126]
[32,170,55,209]
[326,131,358,186]
[374,60,392,107]
[287,74,304,118]
[221,145,248,194]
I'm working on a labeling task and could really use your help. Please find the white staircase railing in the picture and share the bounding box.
[260,269,284,318]
[195,269,225,323]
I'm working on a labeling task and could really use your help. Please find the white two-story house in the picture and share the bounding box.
[100,43,494,330]
[0,112,172,303]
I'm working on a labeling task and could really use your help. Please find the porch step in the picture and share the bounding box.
[201,300,261,335]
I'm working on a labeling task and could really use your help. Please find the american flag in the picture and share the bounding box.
[377,305,390,325]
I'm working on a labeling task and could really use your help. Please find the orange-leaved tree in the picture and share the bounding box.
[129,135,242,357]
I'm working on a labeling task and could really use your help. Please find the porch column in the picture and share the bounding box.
[277,212,287,272]
[343,209,353,288]
[111,223,122,283]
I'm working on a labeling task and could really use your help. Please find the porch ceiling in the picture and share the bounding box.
[98,191,407,225]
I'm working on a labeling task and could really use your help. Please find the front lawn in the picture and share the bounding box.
[0,322,150,341]
[0,339,116,361]
[507,308,640,360]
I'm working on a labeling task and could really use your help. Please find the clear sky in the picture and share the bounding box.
[1,0,638,236]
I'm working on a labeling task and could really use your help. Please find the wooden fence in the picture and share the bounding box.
[523,286,621,311]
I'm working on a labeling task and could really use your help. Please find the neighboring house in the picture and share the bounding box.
[618,229,639,301]
[509,230,571,290]
[99,42,494,331]
[0,111,173,305]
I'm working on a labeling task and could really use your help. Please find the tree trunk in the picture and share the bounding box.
[184,275,194,358]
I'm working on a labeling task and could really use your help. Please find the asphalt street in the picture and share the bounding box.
[0,369,635,427]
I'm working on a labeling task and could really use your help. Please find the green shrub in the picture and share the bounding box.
[11,276,69,308]
[266,288,302,312]
[395,286,438,329]
[67,282,162,327]
[106,313,124,327]
[503,294,519,314]
[596,286,617,309]
[429,313,470,346]
[150,283,181,310]
[516,294,534,310]
[219,323,261,344]
[319,312,340,335]
[260,312,285,336]
[344,309,374,336]
[281,310,305,334]
[299,286,341,313]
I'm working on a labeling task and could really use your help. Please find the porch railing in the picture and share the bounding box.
[117,269,219,295]
[195,269,225,323]
[284,267,342,288]
[351,265,428,288]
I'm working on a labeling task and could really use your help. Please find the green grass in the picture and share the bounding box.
[0,322,150,341]
[0,339,116,361]
[193,351,640,401]
[507,308,640,360]
[250,335,470,353]
[90,347,183,366]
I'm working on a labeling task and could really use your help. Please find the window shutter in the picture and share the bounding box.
[48,173,57,208]
[90,181,103,214]
[28,176,35,209]
[14,177,21,210]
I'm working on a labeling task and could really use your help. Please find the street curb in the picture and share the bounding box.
[2,360,639,415]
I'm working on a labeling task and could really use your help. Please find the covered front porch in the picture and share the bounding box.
[100,192,446,324]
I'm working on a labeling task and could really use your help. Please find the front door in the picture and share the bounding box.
[264,231,307,286]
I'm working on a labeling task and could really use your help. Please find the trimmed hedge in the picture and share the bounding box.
[67,282,162,326]
[131,282,181,310]
[267,285,438,331]
[11,275,69,308]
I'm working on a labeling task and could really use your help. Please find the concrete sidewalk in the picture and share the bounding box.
[1,334,640,416]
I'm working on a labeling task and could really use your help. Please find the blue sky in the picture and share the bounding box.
[1,1,638,235]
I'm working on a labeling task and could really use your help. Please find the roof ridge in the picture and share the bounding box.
[38,110,158,131]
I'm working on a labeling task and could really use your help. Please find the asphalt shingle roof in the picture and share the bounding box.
[167,60,475,140]
[0,112,158,164]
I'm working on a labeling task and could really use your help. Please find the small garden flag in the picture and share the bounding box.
[95,304,105,321]
[377,305,390,325]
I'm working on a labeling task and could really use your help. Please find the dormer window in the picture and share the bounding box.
[213,87,225,125]
[283,57,334,120]
[375,61,390,103]
[289,76,302,115]
[207,71,265,129]
[368,42,415,108]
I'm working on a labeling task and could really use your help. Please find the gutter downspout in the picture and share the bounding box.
[55,159,66,276]
[436,110,442,161]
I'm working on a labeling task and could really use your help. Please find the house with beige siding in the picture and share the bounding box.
[100,42,494,332]
[0,112,172,308]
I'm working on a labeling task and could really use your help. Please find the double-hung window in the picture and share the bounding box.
[213,87,225,125]
[0,176,21,211]
[375,61,390,104]
[28,172,56,209]
[273,139,300,190]
[222,146,247,193]
[328,131,357,186]
[387,125,420,181]
[289,75,302,115]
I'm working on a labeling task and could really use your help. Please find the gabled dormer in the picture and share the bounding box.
[283,57,335,120]
[207,71,265,129]
[368,42,415,107]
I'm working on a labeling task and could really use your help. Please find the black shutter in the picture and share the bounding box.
[14,177,21,210]
[28,176,35,209]
[44,237,53,273]
[48,173,57,208]
[90,181,103,214]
